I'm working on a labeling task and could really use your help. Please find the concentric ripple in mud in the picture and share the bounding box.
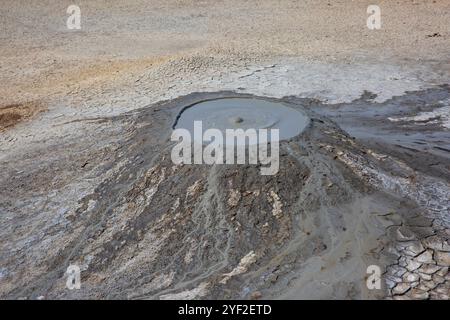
[174,98,310,144]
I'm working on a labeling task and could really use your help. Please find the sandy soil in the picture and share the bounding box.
[1,0,449,108]
[0,1,449,300]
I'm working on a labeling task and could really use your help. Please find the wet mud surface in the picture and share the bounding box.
[0,88,449,300]
[174,97,310,144]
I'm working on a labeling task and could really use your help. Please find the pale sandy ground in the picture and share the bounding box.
[1,0,449,109]
[0,0,449,300]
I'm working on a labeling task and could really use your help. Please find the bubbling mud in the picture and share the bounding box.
[174,98,310,145]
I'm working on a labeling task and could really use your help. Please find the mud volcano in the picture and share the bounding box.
[2,89,449,300]
[174,98,310,144]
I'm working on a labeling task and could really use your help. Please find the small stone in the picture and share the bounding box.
[416,250,434,264]
[435,251,450,266]
[392,283,411,295]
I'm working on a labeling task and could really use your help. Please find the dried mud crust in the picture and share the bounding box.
[1,91,448,300]
[313,86,450,299]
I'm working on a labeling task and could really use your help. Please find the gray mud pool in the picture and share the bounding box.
[174,98,310,145]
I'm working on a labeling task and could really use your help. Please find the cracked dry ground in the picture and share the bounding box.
[1,91,449,300]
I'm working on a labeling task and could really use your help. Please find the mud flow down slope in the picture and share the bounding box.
[0,0,449,300]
